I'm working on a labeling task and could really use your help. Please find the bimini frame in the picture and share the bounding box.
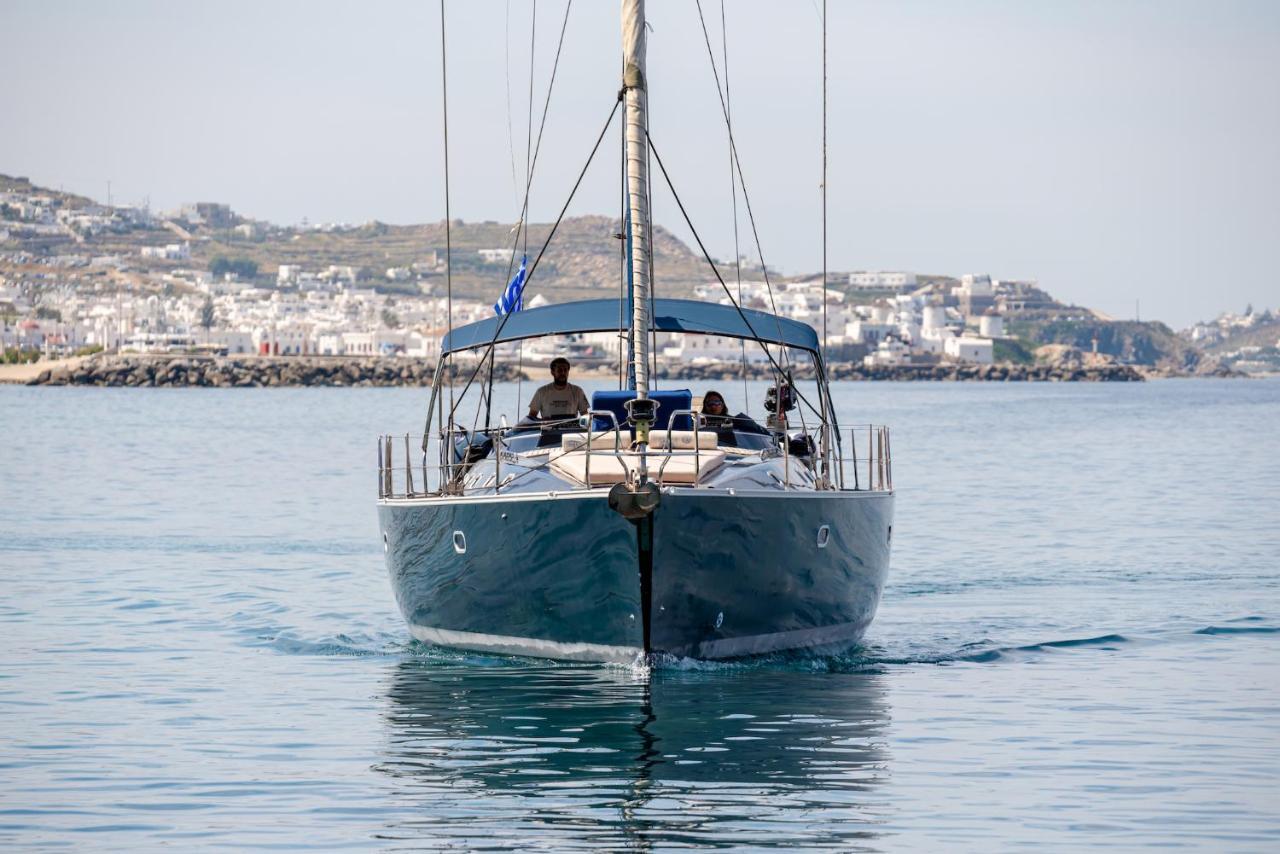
[422,297,846,489]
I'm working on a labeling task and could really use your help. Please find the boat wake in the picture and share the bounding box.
[245,616,1276,672]
[633,616,1277,673]
[1194,615,1278,636]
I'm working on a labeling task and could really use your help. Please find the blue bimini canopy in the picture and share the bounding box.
[441,298,819,355]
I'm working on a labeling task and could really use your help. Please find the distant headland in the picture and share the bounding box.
[3,173,1276,381]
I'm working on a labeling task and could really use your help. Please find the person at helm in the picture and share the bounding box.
[527,357,589,421]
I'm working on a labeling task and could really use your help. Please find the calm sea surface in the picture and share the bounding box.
[2,378,1278,850]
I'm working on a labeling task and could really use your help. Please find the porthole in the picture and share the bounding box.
[453,531,467,554]
[816,525,831,549]
[382,532,389,553]
[887,525,893,545]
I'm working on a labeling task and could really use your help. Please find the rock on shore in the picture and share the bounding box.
[23,355,1149,386]
[656,362,1146,382]
[23,355,521,388]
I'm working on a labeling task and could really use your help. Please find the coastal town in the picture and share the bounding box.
[3,174,1276,381]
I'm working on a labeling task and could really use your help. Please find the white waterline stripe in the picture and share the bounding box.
[409,623,642,663]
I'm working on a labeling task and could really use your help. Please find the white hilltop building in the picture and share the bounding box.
[944,335,994,364]
[864,334,910,367]
[0,187,1014,371]
[659,332,770,365]
[956,273,993,297]
[915,300,954,356]
[848,271,917,292]
[918,325,954,356]
[921,303,947,331]
[252,324,313,356]
[206,329,255,354]
[140,243,191,261]
[979,309,1004,338]
[478,248,515,265]
[846,319,895,347]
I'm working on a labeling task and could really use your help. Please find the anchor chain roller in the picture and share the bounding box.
[608,481,661,519]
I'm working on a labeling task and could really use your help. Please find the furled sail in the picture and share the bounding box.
[621,0,651,398]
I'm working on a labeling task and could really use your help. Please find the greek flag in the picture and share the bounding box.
[493,254,528,316]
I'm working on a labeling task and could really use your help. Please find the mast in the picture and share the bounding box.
[621,0,651,399]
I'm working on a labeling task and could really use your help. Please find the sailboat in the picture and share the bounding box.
[376,0,894,662]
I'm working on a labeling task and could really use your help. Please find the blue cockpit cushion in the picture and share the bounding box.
[591,389,692,431]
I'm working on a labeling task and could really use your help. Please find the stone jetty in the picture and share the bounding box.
[23,354,1145,386]
[658,362,1145,382]
[23,354,520,388]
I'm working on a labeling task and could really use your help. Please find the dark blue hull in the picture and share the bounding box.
[378,490,893,662]
[649,491,893,658]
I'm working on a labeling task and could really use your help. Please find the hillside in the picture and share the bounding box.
[0,174,97,208]
[0,173,1251,373]
[193,216,720,303]
[1200,315,1280,356]
[1007,318,1203,371]
[0,173,722,303]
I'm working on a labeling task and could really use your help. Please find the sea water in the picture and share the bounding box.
[1,379,1277,850]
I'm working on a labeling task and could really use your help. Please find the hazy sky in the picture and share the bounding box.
[3,0,1277,326]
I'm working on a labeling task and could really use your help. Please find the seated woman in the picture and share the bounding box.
[701,389,739,431]
[701,389,771,446]
[701,389,729,420]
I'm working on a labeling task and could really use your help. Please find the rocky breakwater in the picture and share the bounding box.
[25,355,524,387]
[26,354,1144,387]
[831,363,1145,382]
[660,362,1145,382]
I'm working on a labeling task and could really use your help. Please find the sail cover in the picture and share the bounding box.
[441,298,819,355]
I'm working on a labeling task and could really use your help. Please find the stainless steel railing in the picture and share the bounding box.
[378,422,892,499]
[833,424,893,492]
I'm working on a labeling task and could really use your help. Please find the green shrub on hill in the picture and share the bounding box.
[993,338,1035,365]
[209,257,258,279]
[3,348,41,364]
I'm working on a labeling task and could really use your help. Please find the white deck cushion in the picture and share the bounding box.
[561,430,626,452]
[550,449,725,486]
[648,430,718,450]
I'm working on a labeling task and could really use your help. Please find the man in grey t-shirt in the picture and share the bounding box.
[527,357,589,421]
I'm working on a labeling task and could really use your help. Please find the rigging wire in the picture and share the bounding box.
[647,152,658,388]
[484,0,573,428]
[514,0,537,422]
[504,1,519,210]
[718,0,749,413]
[439,0,454,426]
[821,0,828,367]
[442,99,622,429]
[819,0,842,470]
[524,0,537,262]
[693,0,788,371]
[618,91,627,388]
[496,0,532,427]
[646,131,824,420]
[506,0,571,285]
[644,64,658,389]
[693,2,830,438]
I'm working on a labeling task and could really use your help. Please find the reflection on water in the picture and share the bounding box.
[377,660,891,849]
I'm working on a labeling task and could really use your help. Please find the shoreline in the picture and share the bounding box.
[0,353,1197,387]
[0,357,90,385]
